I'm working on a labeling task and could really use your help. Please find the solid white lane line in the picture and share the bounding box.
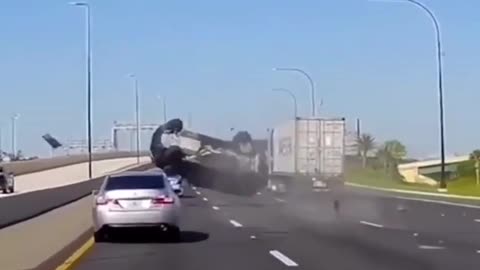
[418,245,446,250]
[229,219,243,228]
[474,219,480,222]
[212,206,220,210]
[203,197,208,201]
[360,221,384,228]
[269,250,299,267]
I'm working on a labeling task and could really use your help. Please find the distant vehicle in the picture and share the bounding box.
[92,171,181,242]
[0,167,15,194]
[163,166,186,197]
[147,167,186,197]
[267,117,346,192]
[312,177,329,192]
[166,174,185,197]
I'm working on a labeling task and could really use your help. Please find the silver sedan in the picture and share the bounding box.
[92,170,181,242]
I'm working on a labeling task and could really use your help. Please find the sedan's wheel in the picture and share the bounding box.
[94,229,108,242]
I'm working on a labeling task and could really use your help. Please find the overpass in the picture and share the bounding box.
[397,155,470,185]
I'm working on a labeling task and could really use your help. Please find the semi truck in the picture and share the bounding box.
[267,117,346,192]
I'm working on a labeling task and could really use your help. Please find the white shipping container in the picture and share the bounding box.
[270,117,345,178]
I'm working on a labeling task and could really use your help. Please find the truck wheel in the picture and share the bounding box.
[8,186,14,193]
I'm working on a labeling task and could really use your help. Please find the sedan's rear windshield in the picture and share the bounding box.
[105,175,166,190]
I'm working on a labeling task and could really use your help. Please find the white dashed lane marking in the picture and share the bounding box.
[360,221,384,228]
[269,250,299,267]
[229,219,243,228]
[418,245,446,250]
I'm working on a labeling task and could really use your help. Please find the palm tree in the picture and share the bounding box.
[470,149,480,186]
[380,140,407,176]
[357,133,375,168]
[376,144,391,173]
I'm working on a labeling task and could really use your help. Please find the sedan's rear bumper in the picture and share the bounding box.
[93,207,179,231]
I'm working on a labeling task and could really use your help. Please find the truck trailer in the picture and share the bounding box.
[267,117,346,192]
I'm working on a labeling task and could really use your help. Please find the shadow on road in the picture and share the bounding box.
[107,229,209,244]
[178,231,210,243]
[180,195,196,199]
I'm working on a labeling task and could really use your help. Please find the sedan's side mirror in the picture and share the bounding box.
[92,189,98,196]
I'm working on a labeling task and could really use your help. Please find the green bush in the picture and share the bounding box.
[457,160,475,177]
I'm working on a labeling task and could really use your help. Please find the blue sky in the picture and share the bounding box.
[0,0,478,158]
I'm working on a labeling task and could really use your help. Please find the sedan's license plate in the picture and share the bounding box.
[119,199,150,209]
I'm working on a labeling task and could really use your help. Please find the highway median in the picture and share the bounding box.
[346,161,480,202]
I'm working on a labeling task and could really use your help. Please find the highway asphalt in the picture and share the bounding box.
[74,184,480,270]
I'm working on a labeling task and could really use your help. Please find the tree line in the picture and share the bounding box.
[356,133,407,177]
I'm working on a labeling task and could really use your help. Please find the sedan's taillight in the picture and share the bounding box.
[151,196,175,205]
[95,196,117,205]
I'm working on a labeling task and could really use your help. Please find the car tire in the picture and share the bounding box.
[94,229,108,242]
[8,180,14,193]
[2,188,7,194]
[168,226,181,242]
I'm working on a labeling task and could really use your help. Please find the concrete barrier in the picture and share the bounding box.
[6,157,150,196]
[0,151,149,176]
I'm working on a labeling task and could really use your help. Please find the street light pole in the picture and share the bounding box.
[11,114,20,157]
[273,67,316,117]
[272,88,298,119]
[372,0,447,191]
[157,96,167,123]
[71,1,93,179]
[130,74,141,164]
[272,88,298,173]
